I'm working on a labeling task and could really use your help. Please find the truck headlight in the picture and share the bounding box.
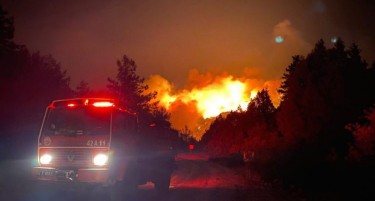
[40,154,52,165]
[93,153,108,166]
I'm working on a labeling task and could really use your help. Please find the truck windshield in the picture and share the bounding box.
[42,107,111,136]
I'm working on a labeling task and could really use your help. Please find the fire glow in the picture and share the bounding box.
[179,77,255,118]
[145,71,281,139]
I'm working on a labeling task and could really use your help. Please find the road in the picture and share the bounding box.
[0,152,294,201]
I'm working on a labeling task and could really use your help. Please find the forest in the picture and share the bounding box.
[201,39,375,196]
[1,4,375,198]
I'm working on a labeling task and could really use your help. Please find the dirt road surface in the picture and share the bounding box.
[0,152,295,201]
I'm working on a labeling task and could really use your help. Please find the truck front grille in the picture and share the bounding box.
[40,148,93,167]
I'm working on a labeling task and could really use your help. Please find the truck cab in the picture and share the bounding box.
[32,98,175,195]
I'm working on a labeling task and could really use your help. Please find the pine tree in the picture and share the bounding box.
[0,5,16,53]
[107,54,174,134]
[107,55,155,114]
[278,55,301,102]
[75,80,92,97]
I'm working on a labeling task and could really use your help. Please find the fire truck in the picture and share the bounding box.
[32,98,176,199]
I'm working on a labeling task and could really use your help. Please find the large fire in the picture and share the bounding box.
[145,69,281,140]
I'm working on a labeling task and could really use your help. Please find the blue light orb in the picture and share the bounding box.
[331,36,338,44]
[275,36,284,43]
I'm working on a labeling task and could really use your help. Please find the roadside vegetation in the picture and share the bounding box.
[201,39,375,199]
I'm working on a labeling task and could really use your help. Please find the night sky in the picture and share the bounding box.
[2,0,375,90]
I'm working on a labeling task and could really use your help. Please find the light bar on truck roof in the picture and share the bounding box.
[49,98,116,109]
[92,101,115,108]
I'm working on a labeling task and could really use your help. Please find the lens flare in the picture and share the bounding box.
[331,36,338,44]
[275,36,284,43]
[93,153,108,166]
[40,154,52,165]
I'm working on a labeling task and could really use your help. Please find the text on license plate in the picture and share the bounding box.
[39,170,54,176]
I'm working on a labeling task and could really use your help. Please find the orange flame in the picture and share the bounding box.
[181,77,255,118]
[145,70,281,140]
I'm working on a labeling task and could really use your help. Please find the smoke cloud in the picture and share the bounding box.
[268,19,312,78]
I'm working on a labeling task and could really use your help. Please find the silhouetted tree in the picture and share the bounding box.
[75,80,92,97]
[107,55,156,117]
[274,38,375,190]
[149,105,172,129]
[246,88,276,128]
[107,55,178,146]
[202,89,278,158]
[0,6,73,159]
[278,55,302,102]
[344,105,375,198]
[202,114,232,156]
[347,105,375,160]
[0,5,16,53]
[239,89,280,178]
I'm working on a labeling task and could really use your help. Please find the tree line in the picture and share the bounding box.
[0,6,181,159]
[201,39,375,197]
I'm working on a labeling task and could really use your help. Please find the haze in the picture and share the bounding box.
[3,0,374,90]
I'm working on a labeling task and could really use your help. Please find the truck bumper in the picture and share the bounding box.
[32,166,109,183]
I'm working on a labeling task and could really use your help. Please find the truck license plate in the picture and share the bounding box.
[40,170,54,176]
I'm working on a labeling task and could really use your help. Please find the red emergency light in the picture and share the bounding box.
[49,98,117,109]
[92,101,115,108]
[189,144,194,151]
[67,103,77,108]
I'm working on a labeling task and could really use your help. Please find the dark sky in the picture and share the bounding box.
[2,0,375,90]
